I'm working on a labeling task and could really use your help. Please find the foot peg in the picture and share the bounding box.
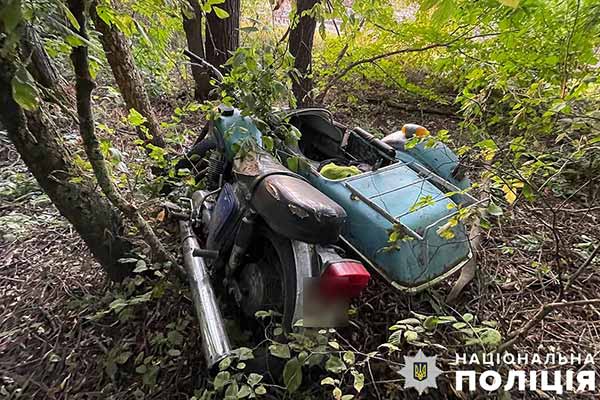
[193,248,219,258]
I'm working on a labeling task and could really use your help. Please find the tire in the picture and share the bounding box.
[239,225,298,330]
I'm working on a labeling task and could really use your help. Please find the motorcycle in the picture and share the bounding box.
[169,51,479,370]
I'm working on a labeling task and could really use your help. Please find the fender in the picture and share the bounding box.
[290,240,316,326]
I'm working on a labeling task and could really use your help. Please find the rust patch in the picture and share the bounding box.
[233,151,259,176]
[288,203,309,218]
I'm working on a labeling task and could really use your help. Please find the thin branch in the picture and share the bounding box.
[184,49,224,81]
[565,245,600,291]
[497,299,600,353]
[318,31,505,101]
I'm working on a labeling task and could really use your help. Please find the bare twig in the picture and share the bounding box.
[565,245,600,292]
[497,299,600,353]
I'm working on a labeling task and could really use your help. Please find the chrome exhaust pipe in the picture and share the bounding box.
[179,220,232,368]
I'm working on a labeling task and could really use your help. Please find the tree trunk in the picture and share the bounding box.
[182,0,211,100]
[20,24,59,89]
[0,50,134,281]
[70,0,175,266]
[19,24,74,106]
[289,0,319,107]
[204,0,240,70]
[91,8,165,147]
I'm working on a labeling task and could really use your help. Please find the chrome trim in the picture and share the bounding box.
[339,235,473,293]
[407,161,478,205]
[344,181,424,241]
[290,240,315,326]
[179,220,232,368]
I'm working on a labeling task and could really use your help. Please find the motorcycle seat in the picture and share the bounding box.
[250,172,347,244]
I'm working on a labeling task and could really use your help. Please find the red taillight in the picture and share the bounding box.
[320,260,370,299]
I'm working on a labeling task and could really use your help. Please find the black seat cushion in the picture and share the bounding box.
[251,174,346,244]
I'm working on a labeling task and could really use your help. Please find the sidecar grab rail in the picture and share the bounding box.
[342,159,483,244]
[344,182,424,241]
[405,160,479,205]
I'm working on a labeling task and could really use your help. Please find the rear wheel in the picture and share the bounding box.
[238,226,297,330]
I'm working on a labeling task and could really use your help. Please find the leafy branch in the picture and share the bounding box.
[318,31,505,101]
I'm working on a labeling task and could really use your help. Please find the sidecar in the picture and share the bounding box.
[273,109,479,292]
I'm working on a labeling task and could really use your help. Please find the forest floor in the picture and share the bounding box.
[1,83,599,399]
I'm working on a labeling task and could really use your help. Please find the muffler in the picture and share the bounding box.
[179,220,232,368]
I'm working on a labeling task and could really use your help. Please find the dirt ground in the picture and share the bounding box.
[1,86,599,399]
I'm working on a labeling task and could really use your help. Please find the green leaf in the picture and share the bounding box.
[321,377,336,386]
[474,138,498,150]
[0,0,22,34]
[464,328,502,347]
[254,385,267,395]
[64,34,85,47]
[487,202,503,216]
[462,313,474,323]
[95,4,114,26]
[287,156,299,172]
[116,351,132,364]
[394,318,421,326]
[127,108,147,127]
[498,0,520,8]
[247,373,263,387]
[325,356,346,374]
[268,343,291,359]
[135,364,146,374]
[167,330,184,346]
[254,310,272,319]
[283,357,302,393]
[118,257,138,264]
[212,6,230,19]
[432,0,456,24]
[237,384,252,398]
[133,260,148,273]
[58,1,80,30]
[11,69,39,111]
[404,330,419,342]
[423,316,438,330]
[233,347,254,361]
[168,349,181,357]
[480,329,502,346]
[213,371,231,390]
[351,370,364,393]
[333,387,342,399]
[224,380,238,398]
[262,135,274,152]
[218,356,231,371]
[343,351,355,365]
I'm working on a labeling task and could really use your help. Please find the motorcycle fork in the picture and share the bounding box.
[224,212,256,304]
